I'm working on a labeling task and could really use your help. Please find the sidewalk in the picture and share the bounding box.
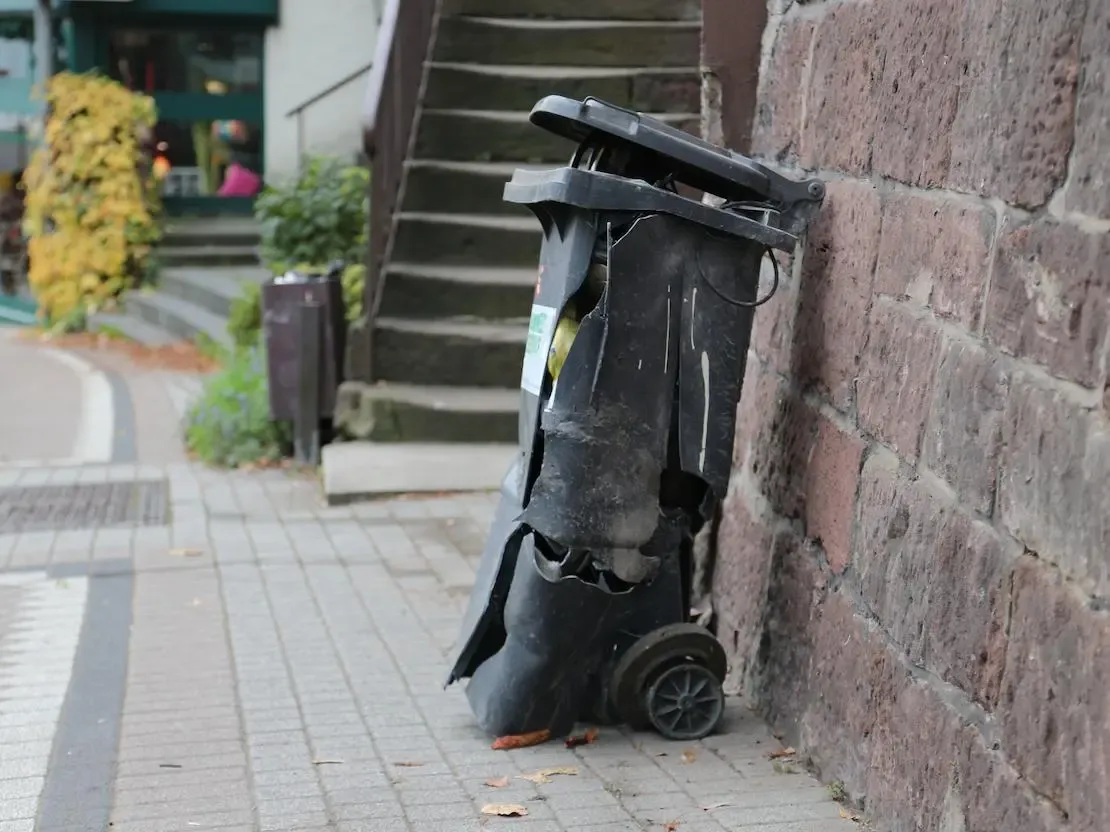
[0,330,111,466]
[0,338,861,832]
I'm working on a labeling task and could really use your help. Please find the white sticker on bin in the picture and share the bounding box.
[521,303,558,397]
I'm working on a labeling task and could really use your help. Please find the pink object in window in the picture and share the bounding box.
[217,163,262,197]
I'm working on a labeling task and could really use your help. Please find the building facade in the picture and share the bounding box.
[0,0,379,213]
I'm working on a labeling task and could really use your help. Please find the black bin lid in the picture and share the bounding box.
[529,95,776,203]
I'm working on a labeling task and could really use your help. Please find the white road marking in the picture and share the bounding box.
[0,574,88,805]
[37,349,114,465]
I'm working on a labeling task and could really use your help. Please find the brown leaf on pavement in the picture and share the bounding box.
[663,822,681,831]
[169,548,204,558]
[480,803,529,817]
[767,746,796,759]
[36,331,220,373]
[517,766,579,784]
[484,776,510,788]
[564,727,599,748]
[491,729,551,750]
[680,749,697,764]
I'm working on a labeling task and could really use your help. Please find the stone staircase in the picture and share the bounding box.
[344,0,702,443]
[91,218,269,348]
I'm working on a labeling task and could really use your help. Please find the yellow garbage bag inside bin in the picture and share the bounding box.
[547,306,579,382]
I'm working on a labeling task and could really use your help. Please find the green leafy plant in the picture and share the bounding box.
[227,281,263,348]
[255,156,369,274]
[184,343,290,468]
[194,330,230,365]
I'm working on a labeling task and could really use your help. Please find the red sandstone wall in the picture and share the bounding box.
[706,0,1110,829]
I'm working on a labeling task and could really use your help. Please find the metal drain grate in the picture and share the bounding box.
[0,480,170,534]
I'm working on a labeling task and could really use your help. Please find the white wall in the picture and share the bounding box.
[263,0,382,183]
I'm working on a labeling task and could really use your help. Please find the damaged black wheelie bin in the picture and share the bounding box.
[447,96,825,742]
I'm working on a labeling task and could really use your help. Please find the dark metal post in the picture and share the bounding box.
[294,300,323,466]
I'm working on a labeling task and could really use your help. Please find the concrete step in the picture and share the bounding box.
[434,18,702,67]
[401,160,541,216]
[334,381,519,443]
[157,244,261,268]
[158,266,271,318]
[88,311,179,347]
[322,441,518,504]
[124,289,231,348]
[413,109,699,163]
[391,212,541,269]
[379,263,535,320]
[162,217,261,249]
[373,316,526,388]
[423,64,700,115]
[442,0,700,20]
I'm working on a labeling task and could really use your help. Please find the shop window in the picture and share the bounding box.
[107,29,262,96]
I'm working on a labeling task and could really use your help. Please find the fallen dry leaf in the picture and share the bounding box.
[169,548,204,558]
[39,331,221,373]
[839,807,862,823]
[664,822,681,831]
[767,746,796,759]
[564,727,599,749]
[484,776,510,788]
[491,729,551,750]
[393,761,424,768]
[517,766,579,784]
[680,749,697,764]
[480,803,528,817]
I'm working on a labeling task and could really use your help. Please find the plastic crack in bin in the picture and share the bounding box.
[447,95,825,743]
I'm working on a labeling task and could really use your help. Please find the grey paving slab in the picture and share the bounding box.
[0,356,862,832]
[321,441,515,503]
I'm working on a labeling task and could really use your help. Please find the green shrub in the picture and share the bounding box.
[227,281,262,348]
[255,156,369,274]
[184,343,290,468]
[194,330,230,365]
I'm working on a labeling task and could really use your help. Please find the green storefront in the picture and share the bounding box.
[58,0,277,215]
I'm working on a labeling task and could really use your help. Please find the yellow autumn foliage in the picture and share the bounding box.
[23,72,162,322]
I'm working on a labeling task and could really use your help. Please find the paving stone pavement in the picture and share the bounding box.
[0,331,86,465]
[0,348,861,832]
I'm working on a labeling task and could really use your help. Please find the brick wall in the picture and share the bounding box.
[705,0,1110,829]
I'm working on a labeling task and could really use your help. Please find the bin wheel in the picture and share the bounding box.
[645,662,724,741]
[610,623,727,730]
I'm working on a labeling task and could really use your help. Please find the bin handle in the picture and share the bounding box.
[580,96,638,120]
